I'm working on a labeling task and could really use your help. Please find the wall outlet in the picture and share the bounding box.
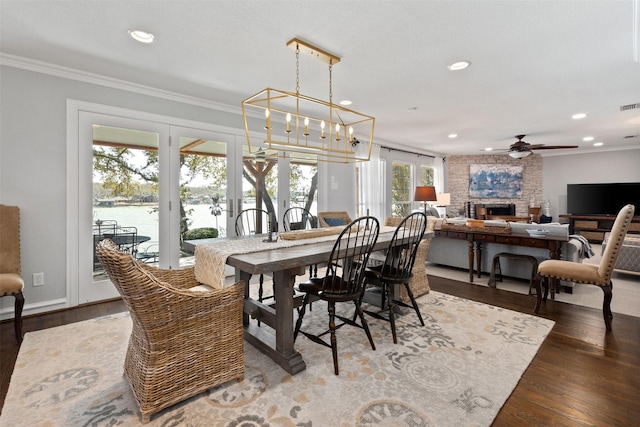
[33,272,44,287]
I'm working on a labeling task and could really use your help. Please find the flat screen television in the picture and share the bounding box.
[566,183,640,216]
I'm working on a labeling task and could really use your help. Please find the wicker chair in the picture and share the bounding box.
[362,212,427,344]
[317,211,352,228]
[384,215,437,300]
[95,239,245,424]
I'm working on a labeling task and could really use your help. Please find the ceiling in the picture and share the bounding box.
[2,0,639,157]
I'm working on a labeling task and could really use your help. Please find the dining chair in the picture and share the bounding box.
[235,208,277,305]
[0,204,25,344]
[95,239,245,423]
[528,206,542,223]
[317,211,352,228]
[283,206,318,277]
[361,212,427,344]
[282,206,315,231]
[534,204,635,331]
[475,206,487,220]
[294,216,380,375]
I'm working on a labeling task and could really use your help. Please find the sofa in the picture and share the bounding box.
[602,232,640,273]
[427,219,583,289]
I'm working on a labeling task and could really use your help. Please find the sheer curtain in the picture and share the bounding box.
[359,143,385,221]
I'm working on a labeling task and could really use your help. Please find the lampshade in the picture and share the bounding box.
[414,186,437,202]
[436,193,451,206]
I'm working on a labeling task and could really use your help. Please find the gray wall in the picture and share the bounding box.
[1,64,638,317]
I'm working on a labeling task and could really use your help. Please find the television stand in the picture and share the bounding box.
[559,214,640,243]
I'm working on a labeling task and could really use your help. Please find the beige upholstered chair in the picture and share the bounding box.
[534,204,635,331]
[317,211,352,228]
[0,204,25,344]
[96,239,245,423]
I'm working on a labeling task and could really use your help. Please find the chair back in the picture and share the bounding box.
[0,205,20,275]
[321,216,379,297]
[379,212,427,283]
[283,207,315,231]
[318,211,352,228]
[598,204,635,282]
[235,208,276,236]
[476,206,487,220]
[528,207,542,223]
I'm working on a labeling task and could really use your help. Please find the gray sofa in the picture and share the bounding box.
[427,220,583,288]
[602,232,640,273]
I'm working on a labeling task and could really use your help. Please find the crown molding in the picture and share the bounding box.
[0,53,241,114]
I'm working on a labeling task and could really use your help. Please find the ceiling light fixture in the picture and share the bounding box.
[509,150,532,159]
[572,113,587,119]
[448,133,458,138]
[593,142,604,147]
[128,29,155,44]
[583,136,594,142]
[242,38,375,163]
[447,61,471,71]
[340,100,352,106]
[485,147,493,151]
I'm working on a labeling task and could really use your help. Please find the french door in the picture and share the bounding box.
[77,112,238,303]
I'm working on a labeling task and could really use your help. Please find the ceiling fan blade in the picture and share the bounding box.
[529,145,579,150]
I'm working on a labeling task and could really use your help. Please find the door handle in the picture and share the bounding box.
[229,199,234,218]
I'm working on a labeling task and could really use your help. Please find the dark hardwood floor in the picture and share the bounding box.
[1,276,639,425]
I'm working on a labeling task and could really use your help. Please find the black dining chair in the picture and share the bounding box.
[361,211,427,344]
[294,216,380,375]
[235,208,277,305]
[283,207,318,277]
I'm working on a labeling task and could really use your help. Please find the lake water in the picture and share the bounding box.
[93,202,316,248]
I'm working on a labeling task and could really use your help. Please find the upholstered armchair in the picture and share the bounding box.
[95,239,245,423]
[0,204,25,344]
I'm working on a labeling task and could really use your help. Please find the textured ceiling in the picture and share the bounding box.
[1,0,639,157]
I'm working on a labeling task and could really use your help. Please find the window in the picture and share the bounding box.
[392,162,412,217]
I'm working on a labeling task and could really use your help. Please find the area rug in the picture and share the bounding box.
[0,291,554,426]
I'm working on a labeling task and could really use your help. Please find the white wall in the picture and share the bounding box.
[543,150,640,219]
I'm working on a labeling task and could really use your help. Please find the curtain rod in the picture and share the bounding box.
[380,145,435,159]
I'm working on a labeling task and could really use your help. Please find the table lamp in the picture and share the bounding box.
[414,186,437,215]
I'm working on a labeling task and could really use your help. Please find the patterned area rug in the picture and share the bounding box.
[1,291,554,426]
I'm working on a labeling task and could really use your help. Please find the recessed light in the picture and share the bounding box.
[407,106,418,112]
[447,61,471,71]
[448,133,458,138]
[485,147,493,151]
[583,136,594,142]
[593,142,604,147]
[339,100,352,106]
[128,29,155,44]
[572,113,587,119]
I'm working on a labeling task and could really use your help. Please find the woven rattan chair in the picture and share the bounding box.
[534,204,635,331]
[362,212,427,344]
[294,216,380,375]
[383,215,437,300]
[317,211,352,228]
[96,239,245,424]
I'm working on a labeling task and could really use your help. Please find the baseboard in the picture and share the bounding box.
[0,297,69,322]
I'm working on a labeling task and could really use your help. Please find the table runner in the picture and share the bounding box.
[194,226,397,288]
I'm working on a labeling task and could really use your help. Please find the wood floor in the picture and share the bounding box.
[1,276,639,426]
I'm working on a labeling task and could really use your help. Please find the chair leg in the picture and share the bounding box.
[354,299,376,352]
[328,302,340,375]
[385,285,398,344]
[403,282,425,326]
[294,294,310,341]
[601,283,613,332]
[14,291,24,345]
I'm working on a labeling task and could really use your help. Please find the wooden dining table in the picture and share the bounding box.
[188,228,434,375]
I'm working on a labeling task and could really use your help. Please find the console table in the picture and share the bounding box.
[434,228,568,283]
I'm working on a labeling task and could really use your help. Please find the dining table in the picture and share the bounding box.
[188,227,434,375]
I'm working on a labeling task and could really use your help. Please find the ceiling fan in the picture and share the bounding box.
[507,135,579,158]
